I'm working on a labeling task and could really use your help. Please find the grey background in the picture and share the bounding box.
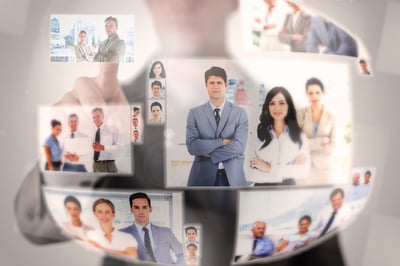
[1,0,400,265]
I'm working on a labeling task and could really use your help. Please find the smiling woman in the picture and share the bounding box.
[87,198,138,258]
[249,86,310,185]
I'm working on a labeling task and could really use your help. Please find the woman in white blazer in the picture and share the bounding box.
[250,86,310,186]
[297,78,335,184]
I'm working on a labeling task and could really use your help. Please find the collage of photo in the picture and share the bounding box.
[33,1,378,265]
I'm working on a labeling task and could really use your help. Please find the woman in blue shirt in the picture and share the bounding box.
[43,119,63,171]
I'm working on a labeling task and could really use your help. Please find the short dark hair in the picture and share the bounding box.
[330,188,344,200]
[68,113,78,120]
[129,192,151,208]
[64,195,81,209]
[50,119,61,128]
[151,80,162,89]
[305,77,325,93]
[150,101,162,111]
[133,107,140,112]
[78,30,87,36]
[186,243,198,250]
[365,170,371,176]
[105,16,118,27]
[93,198,115,213]
[204,66,227,84]
[92,107,104,115]
[185,226,198,234]
[359,59,367,64]
[298,215,312,224]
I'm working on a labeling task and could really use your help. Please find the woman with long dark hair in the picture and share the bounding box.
[250,87,310,185]
[149,60,166,79]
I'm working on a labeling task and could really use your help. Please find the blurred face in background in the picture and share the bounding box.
[105,20,118,36]
[146,0,238,56]
[65,202,81,220]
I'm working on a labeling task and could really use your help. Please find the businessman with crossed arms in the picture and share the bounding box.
[186,66,249,186]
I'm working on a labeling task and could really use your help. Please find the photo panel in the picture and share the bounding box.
[131,103,144,144]
[50,14,134,62]
[349,166,376,188]
[148,78,166,101]
[148,99,166,125]
[239,0,364,58]
[43,187,184,263]
[165,56,354,187]
[183,224,202,265]
[39,105,132,174]
[234,180,374,263]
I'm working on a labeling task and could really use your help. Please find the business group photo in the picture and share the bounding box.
[165,57,354,188]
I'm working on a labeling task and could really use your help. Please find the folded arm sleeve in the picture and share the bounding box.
[211,109,248,164]
[186,109,223,156]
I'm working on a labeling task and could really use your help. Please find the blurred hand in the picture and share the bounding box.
[250,157,271,172]
[293,155,306,165]
[54,63,127,107]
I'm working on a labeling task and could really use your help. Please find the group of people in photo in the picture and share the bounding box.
[62,192,185,264]
[185,66,336,187]
[236,184,370,262]
[250,0,358,57]
[43,108,120,173]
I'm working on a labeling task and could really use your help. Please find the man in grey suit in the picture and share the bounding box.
[279,1,311,52]
[119,192,184,265]
[93,16,126,62]
[186,66,249,186]
[306,15,358,57]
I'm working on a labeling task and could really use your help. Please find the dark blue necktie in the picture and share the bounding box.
[214,108,220,125]
[319,211,337,237]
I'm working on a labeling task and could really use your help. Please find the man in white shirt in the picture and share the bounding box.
[91,107,119,173]
[62,113,90,172]
[314,188,352,237]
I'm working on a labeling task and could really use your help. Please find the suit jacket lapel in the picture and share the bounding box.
[216,102,232,137]
[203,102,218,133]
[151,224,159,253]
[131,224,145,246]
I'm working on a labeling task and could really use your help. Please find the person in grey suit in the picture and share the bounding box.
[306,15,358,57]
[119,192,184,265]
[93,16,126,62]
[279,1,311,52]
[186,66,249,187]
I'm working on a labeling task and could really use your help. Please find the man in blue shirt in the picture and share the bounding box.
[250,221,275,260]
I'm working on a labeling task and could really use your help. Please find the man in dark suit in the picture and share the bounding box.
[119,192,184,264]
[186,66,249,187]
